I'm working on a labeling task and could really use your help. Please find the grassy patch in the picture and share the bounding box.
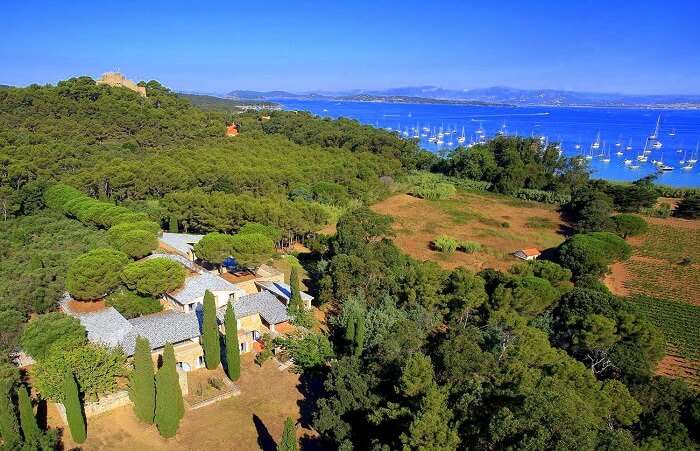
[526,216,556,229]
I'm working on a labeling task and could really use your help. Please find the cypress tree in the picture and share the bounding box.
[353,313,365,357]
[344,313,356,351]
[18,385,40,443]
[277,416,298,451]
[168,215,179,233]
[0,385,20,445]
[129,336,155,424]
[202,290,221,369]
[287,266,305,319]
[155,343,184,438]
[63,370,86,444]
[224,302,241,381]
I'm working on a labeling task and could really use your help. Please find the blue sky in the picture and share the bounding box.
[1,0,699,94]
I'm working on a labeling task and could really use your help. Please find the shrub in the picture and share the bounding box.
[407,173,457,200]
[673,195,700,219]
[612,214,648,238]
[458,241,482,253]
[106,289,162,319]
[32,343,126,402]
[641,203,671,218]
[526,216,556,229]
[120,258,186,296]
[558,232,631,277]
[434,235,458,253]
[66,248,130,300]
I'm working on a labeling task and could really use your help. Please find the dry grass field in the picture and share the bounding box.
[50,354,316,451]
[371,191,567,272]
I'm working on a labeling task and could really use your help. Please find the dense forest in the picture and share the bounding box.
[1,77,698,450]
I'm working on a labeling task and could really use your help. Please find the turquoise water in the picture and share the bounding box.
[276,99,700,187]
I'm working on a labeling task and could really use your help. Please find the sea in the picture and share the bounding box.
[274,99,700,188]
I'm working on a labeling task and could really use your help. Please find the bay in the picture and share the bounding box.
[275,99,700,188]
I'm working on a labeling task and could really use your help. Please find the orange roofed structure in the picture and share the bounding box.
[514,248,541,261]
[225,123,239,137]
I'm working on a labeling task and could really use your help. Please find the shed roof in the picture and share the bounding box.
[159,232,204,256]
[518,248,541,257]
[169,271,244,305]
[256,280,313,303]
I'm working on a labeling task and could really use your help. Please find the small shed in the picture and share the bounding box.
[514,248,541,261]
[225,123,239,137]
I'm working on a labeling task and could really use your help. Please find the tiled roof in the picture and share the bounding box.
[76,307,132,347]
[144,253,199,271]
[159,232,204,256]
[519,248,541,256]
[67,293,201,356]
[120,311,201,355]
[216,291,289,325]
[256,280,313,302]
[169,271,244,305]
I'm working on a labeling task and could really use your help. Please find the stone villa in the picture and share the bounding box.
[62,233,313,372]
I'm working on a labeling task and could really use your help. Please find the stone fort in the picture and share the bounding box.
[96,72,147,97]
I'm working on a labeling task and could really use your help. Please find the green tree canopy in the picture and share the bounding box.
[278,416,298,451]
[20,312,86,361]
[201,290,221,369]
[224,302,241,381]
[230,232,275,269]
[120,258,186,296]
[66,248,130,299]
[193,232,235,267]
[612,214,648,238]
[129,336,155,424]
[154,343,185,438]
[63,370,86,444]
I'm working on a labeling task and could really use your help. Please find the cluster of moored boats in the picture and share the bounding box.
[576,116,697,172]
[384,114,696,173]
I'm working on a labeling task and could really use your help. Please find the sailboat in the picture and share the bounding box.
[680,151,687,165]
[626,138,633,151]
[688,143,699,164]
[616,144,624,157]
[496,121,507,136]
[669,128,676,137]
[591,132,601,150]
[649,115,663,149]
[457,126,466,144]
[601,143,611,163]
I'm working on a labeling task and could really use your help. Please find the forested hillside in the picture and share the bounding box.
[0,76,427,358]
[1,77,698,450]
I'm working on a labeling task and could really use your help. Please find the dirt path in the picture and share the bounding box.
[603,261,631,296]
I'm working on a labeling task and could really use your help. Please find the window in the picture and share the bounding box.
[240,342,247,353]
[197,355,205,368]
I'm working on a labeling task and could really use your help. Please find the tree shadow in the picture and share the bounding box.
[296,372,323,430]
[252,414,276,451]
[36,397,48,430]
[300,433,324,451]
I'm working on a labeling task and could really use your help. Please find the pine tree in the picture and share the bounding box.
[224,302,241,381]
[202,290,221,369]
[129,336,155,424]
[287,266,305,320]
[353,313,365,357]
[400,384,459,451]
[277,416,298,451]
[155,343,184,438]
[0,384,20,446]
[63,370,86,444]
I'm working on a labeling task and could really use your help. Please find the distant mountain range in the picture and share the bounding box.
[227,86,700,108]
